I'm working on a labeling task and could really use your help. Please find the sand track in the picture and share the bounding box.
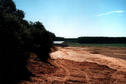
[51,47,126,72]
[21,47,126,84]
[47,60,70,82]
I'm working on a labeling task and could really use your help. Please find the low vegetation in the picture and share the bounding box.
[67,42,126,47]
[55,37,126,47]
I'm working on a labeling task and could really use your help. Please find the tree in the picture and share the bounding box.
[28,21,55,61]
[0,0,55,83]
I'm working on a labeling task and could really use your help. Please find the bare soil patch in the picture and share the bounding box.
[20,47,126,84]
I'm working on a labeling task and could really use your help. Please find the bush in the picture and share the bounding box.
[0,0,55,83]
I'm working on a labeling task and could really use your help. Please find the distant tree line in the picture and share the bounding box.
[77,37,126,44]
[55,37,126,44]
[55,37,77,42]
[0,0,55,84]
[55,37,65,41]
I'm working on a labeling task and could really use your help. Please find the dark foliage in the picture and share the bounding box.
[77,37,126,44]
[64,38,78,43]
[55,37,65,41]
[0,0,55,84]
[56,37,126,44]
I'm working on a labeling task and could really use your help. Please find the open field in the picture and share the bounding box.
[67,42,126,48]
[21,46,126,84]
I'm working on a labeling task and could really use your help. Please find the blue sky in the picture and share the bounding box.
[13,0,126,38]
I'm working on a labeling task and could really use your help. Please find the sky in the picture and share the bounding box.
[13,0,126,38]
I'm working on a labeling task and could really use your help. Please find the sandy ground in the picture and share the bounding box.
[21,47,126,84]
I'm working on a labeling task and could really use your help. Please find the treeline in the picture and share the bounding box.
[0,0,55,84]
[55,37,126,43]
[55,37,77,42]
[78,37,126,43]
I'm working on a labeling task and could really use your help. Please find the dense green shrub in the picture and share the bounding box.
[0,0,55,84]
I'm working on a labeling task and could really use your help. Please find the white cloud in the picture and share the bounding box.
[97,10,124,16]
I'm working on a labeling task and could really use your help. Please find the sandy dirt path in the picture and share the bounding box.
[21,47,126,84]
[51,47,126,72]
